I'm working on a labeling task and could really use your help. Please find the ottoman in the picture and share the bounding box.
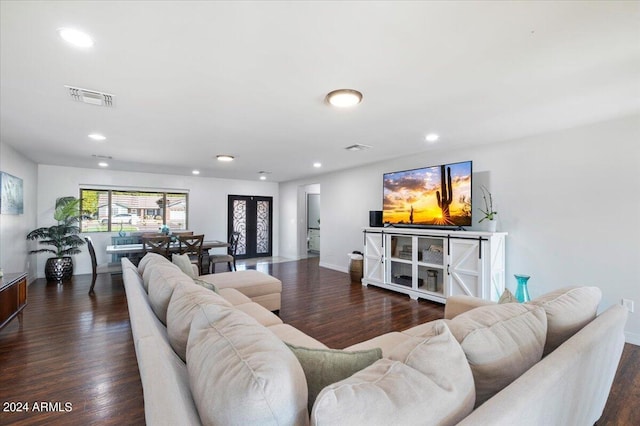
[198,270,282,312]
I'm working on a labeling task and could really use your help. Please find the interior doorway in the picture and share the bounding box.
[228,195,273,259]
[307,193,320,256]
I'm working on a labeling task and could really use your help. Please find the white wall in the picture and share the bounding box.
[0,141,38,281]
[35,165,279,277]
[279,114,640,344]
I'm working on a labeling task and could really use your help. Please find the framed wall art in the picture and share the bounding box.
[0,171,24,214]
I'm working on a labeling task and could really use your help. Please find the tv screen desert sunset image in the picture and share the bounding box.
[383,161,472,226]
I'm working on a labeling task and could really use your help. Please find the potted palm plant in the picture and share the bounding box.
[27,196,89,282]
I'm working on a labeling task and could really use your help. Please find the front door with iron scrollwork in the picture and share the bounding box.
[228,195,273,259]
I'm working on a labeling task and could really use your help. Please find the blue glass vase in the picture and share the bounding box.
[514,274,531,303]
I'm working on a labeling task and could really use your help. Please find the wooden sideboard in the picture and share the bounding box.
[0,272,27,330]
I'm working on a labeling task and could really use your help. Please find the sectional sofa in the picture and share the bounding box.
[122,253,627,425]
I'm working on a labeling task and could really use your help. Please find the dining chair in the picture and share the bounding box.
[178,234,205,275]
[85,236,122,295]
[209,231,240,273]
[142,235,171,258]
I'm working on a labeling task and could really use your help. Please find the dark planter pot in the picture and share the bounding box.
[45,257,74,282]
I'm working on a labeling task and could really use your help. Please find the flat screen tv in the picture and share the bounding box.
[383,160,472,227]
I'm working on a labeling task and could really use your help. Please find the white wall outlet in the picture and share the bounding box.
[622,299,635,313]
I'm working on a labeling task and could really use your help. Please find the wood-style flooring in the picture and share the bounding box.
[0,257,638,425]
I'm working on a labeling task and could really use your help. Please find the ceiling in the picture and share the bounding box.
[1,1,639,182]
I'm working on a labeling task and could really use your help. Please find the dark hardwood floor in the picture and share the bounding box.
[0,257,638,425]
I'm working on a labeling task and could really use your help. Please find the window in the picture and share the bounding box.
[80,188,189,233]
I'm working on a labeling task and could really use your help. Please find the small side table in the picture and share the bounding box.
[0,272,28,330]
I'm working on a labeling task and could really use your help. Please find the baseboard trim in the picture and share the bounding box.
[625,331,640,346]
[319,261,348,274]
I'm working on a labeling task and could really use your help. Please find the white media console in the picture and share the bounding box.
[362,227,507,303]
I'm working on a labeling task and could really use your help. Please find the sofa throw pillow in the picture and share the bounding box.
[187,304,308,426]
[286,343,382,413]
[172,254,195,278]
[312,322,475,425]
[498,288,518,304]
[528,286,601,356]
[193,277,218,294]
[446,303,547,407]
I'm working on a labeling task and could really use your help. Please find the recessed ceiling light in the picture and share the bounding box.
[192,170,200,175]
[425,133,440,143]
[313,162,322,168]
[98,162,108,168]
[58,28,94,48]
[88,133,106,141]
[326,89,363,108]
[259,175,267,181]
[216,155,234,162]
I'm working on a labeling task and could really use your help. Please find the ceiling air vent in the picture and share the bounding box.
[66,86,115,107]
[344,144,371,152]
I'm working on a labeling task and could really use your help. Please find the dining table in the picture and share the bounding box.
[106,240,229,255]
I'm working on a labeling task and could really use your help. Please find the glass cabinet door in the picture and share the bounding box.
[416,236,445,296]
[387,235,413,288]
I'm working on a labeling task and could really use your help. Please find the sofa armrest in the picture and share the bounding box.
[457,304,627,426]
[444,296,496,319]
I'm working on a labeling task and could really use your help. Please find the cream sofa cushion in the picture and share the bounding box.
[187,304,309,426]
[217,287,252,305]
[268,324,328,349]
[138,252,169,276]
[197,269,282,298]
[147,266,193,325]
[235,302,283,327]
[528,286,601,356]
[142,261,180,293]
[498,288,518,304]
[345,332,414,357]
[447,303,547,407]
[172,253,196,278]
[166,282,232,361]
[312,322,474,426]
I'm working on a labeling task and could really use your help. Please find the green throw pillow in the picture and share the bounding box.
[499,288,518,304]
[172,254,196,278]
[193,278,219,294]
[286,343,382,413]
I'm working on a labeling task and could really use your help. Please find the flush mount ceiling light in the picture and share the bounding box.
[192,170,200,175]
[98,162,109,168]
[326,89,363,108]
[313,162,322,168]
[216,155,235,162]
[425,133,440,143]
[258,171,270,181]
[88,133,106,141]
[58,28,94,48]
